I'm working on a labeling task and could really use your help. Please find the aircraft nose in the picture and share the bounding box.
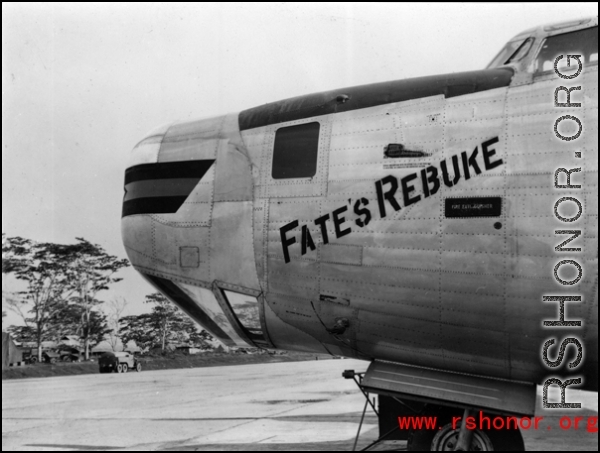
[121,120,217,279]
[121,115,265,351]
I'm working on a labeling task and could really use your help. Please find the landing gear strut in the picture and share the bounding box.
[345,370,526,451]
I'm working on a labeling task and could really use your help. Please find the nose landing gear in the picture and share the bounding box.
[345,370,526,451]
[406,406,526,451]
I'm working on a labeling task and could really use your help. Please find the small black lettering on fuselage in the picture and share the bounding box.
[445,197,503,218]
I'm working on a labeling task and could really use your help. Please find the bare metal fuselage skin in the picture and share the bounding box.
[122,19,598,402]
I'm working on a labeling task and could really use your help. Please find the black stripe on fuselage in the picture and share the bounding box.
[238,68,513,131]
[122,196,189,217]
[122,159,214,217]
[124,178,202,203]
[125,160,215,185]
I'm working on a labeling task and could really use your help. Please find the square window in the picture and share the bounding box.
[272,122,320,179]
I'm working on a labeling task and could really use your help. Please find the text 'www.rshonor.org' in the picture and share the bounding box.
[542,54,588,408]
[397,413,598,433]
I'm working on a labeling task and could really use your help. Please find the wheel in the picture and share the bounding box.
[116,364,124,373]
[407,408,526,451]
[432,423,494,451]
[136,362,142,372]
[122,363,129,373]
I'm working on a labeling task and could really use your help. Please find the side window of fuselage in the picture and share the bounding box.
[272,122,320,179]
[535,26,598,74]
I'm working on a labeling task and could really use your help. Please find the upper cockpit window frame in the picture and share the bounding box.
[506,37,535,65]
[487,37,536,69]
[533,26,598,77]
[487,38,530,69]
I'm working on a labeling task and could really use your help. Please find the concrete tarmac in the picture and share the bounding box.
[2,359,597,451]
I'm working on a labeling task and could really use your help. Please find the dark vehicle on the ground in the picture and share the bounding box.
[36,351,61,364]
[20,349,35,364]
[98,352,142,373]
[22,350,61,364]
[42,351,61,364]
[60,352,82,362]
[57,346,83,362]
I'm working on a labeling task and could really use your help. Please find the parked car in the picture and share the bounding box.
[98,352,142,373]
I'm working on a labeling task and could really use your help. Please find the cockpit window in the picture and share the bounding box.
[506,38,535,64]
[535,26,598,75]
[487,38,532,69]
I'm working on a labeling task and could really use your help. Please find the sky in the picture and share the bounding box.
[2,2,598,324]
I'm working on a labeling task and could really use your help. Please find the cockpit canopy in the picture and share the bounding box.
[487,37,535,69]
[487,20,597,76]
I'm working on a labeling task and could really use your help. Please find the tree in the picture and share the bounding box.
[2,236,130,361]
[105,297,128,352]
[7,325,37,343]
[119,313,157,350]
[168,315,213,350]
[2,235,20,332]
[145,292,178,352]
[77,308,112,347]
[44,300,81,342]
[64,238,130,360]
[2,236,79,361]
[119,293,214,352]
[45,300,111,347]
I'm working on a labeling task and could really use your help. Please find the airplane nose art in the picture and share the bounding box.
[121,114,265,350]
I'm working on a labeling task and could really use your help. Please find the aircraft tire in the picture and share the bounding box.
[407,413,526,451]
[431,423,494,451]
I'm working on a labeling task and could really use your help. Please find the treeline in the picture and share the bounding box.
[118,292,214,353]
[2,235,213,361]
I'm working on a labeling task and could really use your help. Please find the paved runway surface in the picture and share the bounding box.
[2,359,597,451]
